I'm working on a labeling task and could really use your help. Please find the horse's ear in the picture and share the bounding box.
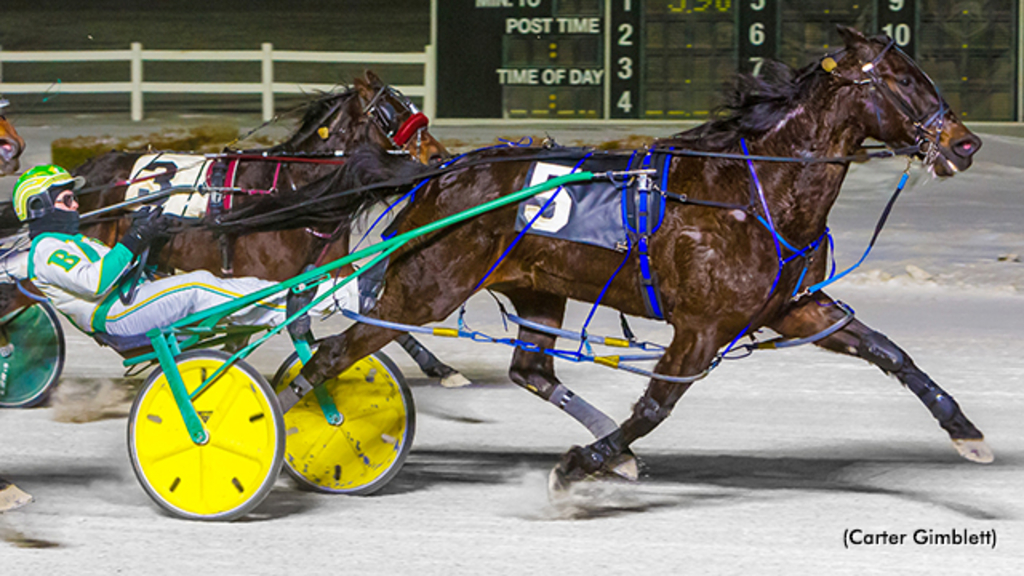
[353,74,374,101]
[364,70,383,87]
[836,25,868,49]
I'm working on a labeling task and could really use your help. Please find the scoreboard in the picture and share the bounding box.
[434,0,1019,121]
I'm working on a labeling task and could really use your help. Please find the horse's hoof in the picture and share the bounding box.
[952,438,994,464]
[547,447,587,500]
[547,446,639,501]
[607,450,640,482]
[440,371,472,388]
[547,466,572,500]
[548,462,586,501]
[0,481,33,513]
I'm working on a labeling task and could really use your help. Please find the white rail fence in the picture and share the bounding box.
[0,43,436,122]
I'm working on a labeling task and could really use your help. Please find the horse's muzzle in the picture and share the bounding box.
[931,128,982,176]
[0,141,20,175]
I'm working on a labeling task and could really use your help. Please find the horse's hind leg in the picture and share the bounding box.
[771,292,992,463]
[551,326,715,488]
[298,235,485,396]
[395,333,471,388]
[357,257,469,387]
[502,290,624,442]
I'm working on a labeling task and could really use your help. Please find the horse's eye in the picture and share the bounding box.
[897,77,912,87]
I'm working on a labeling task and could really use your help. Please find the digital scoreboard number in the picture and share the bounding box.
[436,0,1017,121]
[609,1,642,118]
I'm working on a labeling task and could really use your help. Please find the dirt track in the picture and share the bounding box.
[2,285,1022,575]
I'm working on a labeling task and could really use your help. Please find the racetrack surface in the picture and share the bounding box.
[2,116,1023,574]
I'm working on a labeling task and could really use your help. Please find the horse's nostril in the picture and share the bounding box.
[950,134,981,158]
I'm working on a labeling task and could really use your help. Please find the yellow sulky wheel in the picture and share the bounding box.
[128,350,285,521]
[272,350,414,495]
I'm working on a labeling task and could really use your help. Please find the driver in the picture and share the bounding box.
[11,164,355,343]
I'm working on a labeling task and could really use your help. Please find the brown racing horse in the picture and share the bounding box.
[258,27,987,489]
[0,99,33,511]
[25,72,464,385]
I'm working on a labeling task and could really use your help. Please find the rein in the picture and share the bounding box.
[72,151,351,200]
[214,132,926,232]
[649,143,921,164]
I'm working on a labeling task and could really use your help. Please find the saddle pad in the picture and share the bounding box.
[515,152,665,252]
[515,157,628,252]
[125,154,212,219]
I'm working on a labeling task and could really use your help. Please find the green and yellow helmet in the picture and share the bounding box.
[12,164,85,222]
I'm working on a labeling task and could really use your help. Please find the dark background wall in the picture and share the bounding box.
[0,0,431,113]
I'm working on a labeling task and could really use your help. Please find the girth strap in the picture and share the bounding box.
[626,151,666,320]
[206,158,237,275]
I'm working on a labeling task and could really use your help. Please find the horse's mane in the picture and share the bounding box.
[654,59,830,151]
[269,88,360,152]
[207,144,429,235]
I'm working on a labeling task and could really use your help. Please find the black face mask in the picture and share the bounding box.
[29,209,80,239]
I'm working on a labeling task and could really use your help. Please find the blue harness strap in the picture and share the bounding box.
[625,151,667,320]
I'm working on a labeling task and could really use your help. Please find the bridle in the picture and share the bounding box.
[361,85,431,152]
[848,39,949,166]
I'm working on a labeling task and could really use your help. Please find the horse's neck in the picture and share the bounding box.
[290,123,366,157]
[255,121,365,190]
[749,97,867,246]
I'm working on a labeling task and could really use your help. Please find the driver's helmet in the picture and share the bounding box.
[12,164,85,222]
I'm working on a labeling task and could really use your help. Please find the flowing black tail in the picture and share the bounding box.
[207,144,430,236]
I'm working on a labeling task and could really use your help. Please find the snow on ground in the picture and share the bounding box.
[1,115,1022,574]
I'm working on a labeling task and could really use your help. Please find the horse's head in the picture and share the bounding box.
[833,26,981,176]
[353,71,449,165]
[0,100,26,176]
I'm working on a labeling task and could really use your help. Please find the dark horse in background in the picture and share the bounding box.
[0,99,34,512]
[237,27,987,489]
[1,98,25,176]
[0,73,467,386]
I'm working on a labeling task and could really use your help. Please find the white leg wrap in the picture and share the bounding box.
[548,384,618,439]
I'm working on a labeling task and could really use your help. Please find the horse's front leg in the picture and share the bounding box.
[551,326,716,488]
[770,292,992,463]
[501,289,639,479]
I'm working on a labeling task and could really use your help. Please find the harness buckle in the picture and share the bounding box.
[636,172,652,193]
